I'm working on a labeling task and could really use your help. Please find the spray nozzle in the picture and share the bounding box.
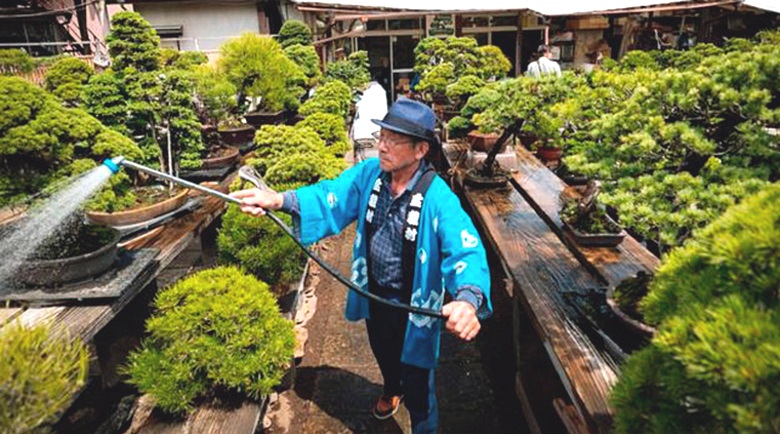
[102,156,125,174]
[238,165,269,191]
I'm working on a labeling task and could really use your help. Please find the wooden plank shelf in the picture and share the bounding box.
[441,142,662,434]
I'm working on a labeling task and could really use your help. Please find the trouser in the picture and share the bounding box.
[366,287,438,434]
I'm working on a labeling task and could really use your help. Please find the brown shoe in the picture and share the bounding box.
[372,394,403,420]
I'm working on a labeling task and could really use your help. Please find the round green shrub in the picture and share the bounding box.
[277,20,312,48]
[252,124,327,174]
[0,49,36,74]
[107,12,162,72]
[447,115,471,139]
[284,43,321,87]
[297,112,350,156]
[0,323,89,434]
[445,74,485,109]
[44,57,94,106]
[264,150,345,192]
[81,70,129,134]
[161,49,208,70]
[218,33,303,112]
[298,80,352,118]
[124,266,295,414]
[477,45,512,80]
[192,64,238,126]
[612,183,780,434]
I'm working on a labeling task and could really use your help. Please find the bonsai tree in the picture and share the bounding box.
[160,48,208,70]
[124,266,295,414]
[0,77,143,207]
[106,11,162,73]
[44,57,94,106]
[250,123,345,178]
[323,50,370,92]
[560,180,622,235]
[284,43,322,87]
[277,20,313,48]
[0,323,89,434]
[192,64,239,128]
[611,183,780,434]
[298,79,352,119]
[218,33,304,114]
[445,74,485,110]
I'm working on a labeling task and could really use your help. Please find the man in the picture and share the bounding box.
[526,44,562,78]
[230,97,492,434]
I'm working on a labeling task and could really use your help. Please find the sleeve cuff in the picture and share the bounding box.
[454,285,483,312]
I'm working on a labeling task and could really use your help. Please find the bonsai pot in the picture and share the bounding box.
[518,131,538,148]
[12,222,121,287]
[218,124,255,147]
[200,146,240,170]
[562,213,627,248]
[467,130,502,153]
[86,187,190,227]
[244,110,286,127]
[536,146,563,161]
[606,273,657,338]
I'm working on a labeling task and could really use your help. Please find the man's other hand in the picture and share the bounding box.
[229,188,284,216]
[441,301,480,342]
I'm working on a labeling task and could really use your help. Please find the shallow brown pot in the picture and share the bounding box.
[606,285,657,338]
[536,146,563,161]
[467,130,502,153]
[218,125,256,147]
[86,188,190,227]
[201,146,240,169]
[244,110,286,127]
[14,227,121,286]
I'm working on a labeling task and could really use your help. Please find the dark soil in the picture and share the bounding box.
[30,218,117,260]
[132,186,183,208]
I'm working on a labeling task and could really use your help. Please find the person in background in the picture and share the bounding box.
[230,97,492,434]
[526,44,562,78]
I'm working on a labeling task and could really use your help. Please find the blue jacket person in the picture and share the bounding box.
[230,97,492,434]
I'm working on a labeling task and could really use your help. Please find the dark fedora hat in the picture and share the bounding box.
[372,97,438,145]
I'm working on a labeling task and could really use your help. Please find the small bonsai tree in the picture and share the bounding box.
[277,20,313,48]
[611,184,780,434]
[298,79,352,119]
[124,266,295,414]
[445,74,485,110]
[218,33,304,113]
[160,48,208,70]
[44,57,94,106]
[0,323,89,434]
[323,50,370,91]
[284,43,322,87]
[192,64,239,128]
[251,124,329,173]
[446,115,471,139]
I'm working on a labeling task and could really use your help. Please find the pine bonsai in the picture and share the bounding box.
[277,20,313,48]
[299,80,352,118]
[107,11,162,72]
[124,266,295,414]
[284,43,322,87]
[612,183,780,434]
[323,50,370,91]
[297,112,350,156]
[0,323,89,434]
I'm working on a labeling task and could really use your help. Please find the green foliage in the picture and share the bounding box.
[0,323,89,434]
[218,33,303,112]
[81,70,129,134]
[278,20,313,48]
[299,80,352,118]
[284,44,321,87]
[192,64,238,126]
[447,115,471,139]
[0,49,35,74]
[125,266,295,414]
[44,57,94,106]
[613,184,780,434]
[160,49,208,70]
[323,50,370,91]
[263,150,345,191]
[446,75,485,109]
[0,76,142,206]
[617,50,660,71]
[414,37,510,102]
[297,112,350,156]
[107,12,161,72]
[159,69,206,170]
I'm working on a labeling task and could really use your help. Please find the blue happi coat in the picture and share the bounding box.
[295,158,492,369]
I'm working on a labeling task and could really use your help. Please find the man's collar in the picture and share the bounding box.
[380,160,428,194]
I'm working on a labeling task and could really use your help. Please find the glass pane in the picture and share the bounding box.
[392,35,417,70]
[388,19,420,30]
[491,15,518,27]
[367,19,386,31]
[465,33,489,46]
[462,16,489,28]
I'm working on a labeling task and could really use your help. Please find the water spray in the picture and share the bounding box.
[103,157,446,319]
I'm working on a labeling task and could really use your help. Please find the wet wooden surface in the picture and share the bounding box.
[441,142,661,433]
[123,395,264,434]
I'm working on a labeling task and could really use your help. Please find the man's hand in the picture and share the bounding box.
[441,301,480,342]
[229,188,284,216]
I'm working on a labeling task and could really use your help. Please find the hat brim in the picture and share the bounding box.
[371,119,438,145]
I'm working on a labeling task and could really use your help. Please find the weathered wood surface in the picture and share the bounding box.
[124,395,265,434]
[510,146,659,286]
[443,142,626,433]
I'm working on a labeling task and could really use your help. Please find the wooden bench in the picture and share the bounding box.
[442,142,657,434]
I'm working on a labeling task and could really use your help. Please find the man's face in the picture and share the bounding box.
[375,128,428,173]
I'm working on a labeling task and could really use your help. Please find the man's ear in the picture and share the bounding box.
[414,140,430,159]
